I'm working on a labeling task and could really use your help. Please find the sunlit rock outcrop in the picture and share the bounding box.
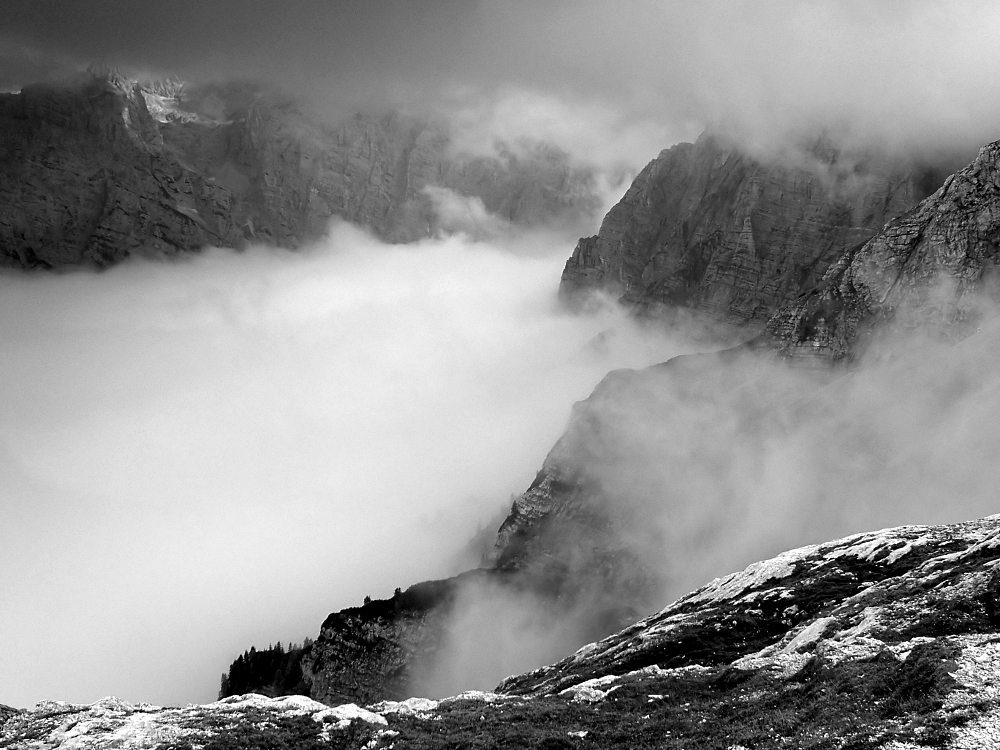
[501,515,1000,696]
[0,693,390,749]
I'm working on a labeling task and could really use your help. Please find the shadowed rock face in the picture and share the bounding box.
[0,74,246,267]
[486,142,1000,677]
[299,572,493,706]
[490,353,742,621]
[560,133,944,327]
[764,140,1000,363]
[486,140,1000,704]
[0,72,599,268]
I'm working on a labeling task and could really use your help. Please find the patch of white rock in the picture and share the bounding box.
[0,691,519,749]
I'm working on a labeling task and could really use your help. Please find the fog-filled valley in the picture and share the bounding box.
[6,4,1000,741]
[0,219,697,707]
[11,177,1000,706]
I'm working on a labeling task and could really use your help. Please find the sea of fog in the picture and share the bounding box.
[0,220,692,707]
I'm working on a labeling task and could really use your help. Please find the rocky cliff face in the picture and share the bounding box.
[560,133,944,327]
[10,516,1000,748]
[0,73,246,267]
[298,573,495,706]
[0,72,599,268]
[764,139,1000,362]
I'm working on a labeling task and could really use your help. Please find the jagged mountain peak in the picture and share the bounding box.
[559,129,955,331]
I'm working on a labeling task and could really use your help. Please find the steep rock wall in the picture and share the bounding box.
[0,73,599,268]
[0,75,246,267]
[764,139,1000,362]
[560,133,938,326]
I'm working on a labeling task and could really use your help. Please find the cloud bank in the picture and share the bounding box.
[0,222,688,708]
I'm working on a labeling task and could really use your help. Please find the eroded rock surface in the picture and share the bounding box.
[765,139,1000,362]
[500,515,1000,695]
[560,133,943,327]
[0,693,389,749]
[0,72,599,268]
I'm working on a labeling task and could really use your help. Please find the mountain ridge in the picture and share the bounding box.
[0,71,600,268]
[763,139,1000,362]
[558,131,951,327]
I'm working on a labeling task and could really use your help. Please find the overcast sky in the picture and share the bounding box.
[5,0,1000,710]
[5,1,1000,160]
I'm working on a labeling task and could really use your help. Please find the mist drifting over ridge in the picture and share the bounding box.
[402,291,1000,698]
[4,0,1000,715]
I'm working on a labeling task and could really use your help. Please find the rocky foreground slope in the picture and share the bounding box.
[559,132,946,326]
[0,71,597,268]
[8,515,1000,748]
